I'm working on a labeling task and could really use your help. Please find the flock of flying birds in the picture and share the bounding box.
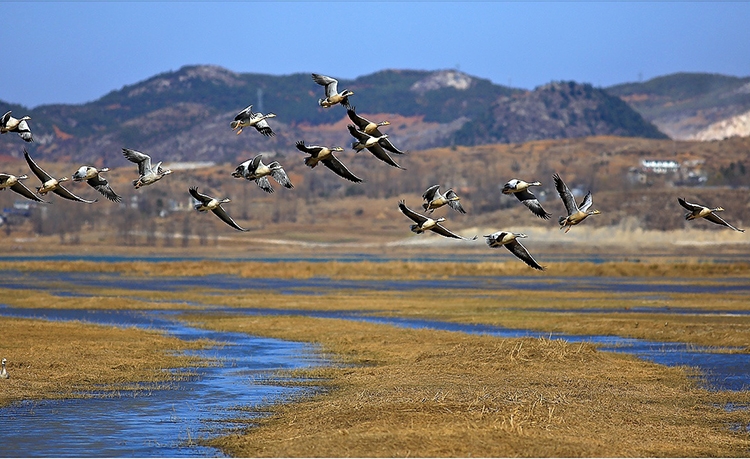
[0,73,745,270]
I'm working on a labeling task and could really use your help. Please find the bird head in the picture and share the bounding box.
[332,146,344,152]
[714,207,725,212]
[589,209,601,215]
[379,120,391,127]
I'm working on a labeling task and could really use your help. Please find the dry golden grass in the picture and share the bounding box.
[3,259,750,279]
[0,317,210,408]
[185,314,750,457]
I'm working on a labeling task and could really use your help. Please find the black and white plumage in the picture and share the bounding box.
[678,197,744,232]
[1,111,33,142]
[189,186,247,231]
[311,73,353,108]
[72,166,121,202]
[398,200,476,240]
[0,172,46,203]
[553,173,599,233]
[295,140,363,183]
[346,106,405,155]
[122,148,172,189]
[485,231,544,271]
[502,179,550,219]
[24,150,96,203]
[347,125,404,169]
[232,154,294,193]
[230,105,276,137]
[422,185,465,214]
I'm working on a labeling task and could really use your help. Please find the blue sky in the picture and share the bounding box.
[2,2,749,108]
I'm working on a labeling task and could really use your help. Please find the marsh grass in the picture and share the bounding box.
[185,314,750,457]
[0,317,210,408]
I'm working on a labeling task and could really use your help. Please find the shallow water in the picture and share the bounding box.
[0,307,326,457]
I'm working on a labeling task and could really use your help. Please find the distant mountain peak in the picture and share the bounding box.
[410,70,473,94]
[127,65,245,98]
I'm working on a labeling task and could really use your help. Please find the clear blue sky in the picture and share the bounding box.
[2,2,749,108]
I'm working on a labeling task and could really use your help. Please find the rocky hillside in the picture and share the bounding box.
[606,72,750,140]
[1,66,664,165]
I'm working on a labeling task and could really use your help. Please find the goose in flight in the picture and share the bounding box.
[553,173,599,233]
[0,172,46,203]
[72,166,121,202]
[189,186,247,231]
[311,73,353,108]
[346,106,405,155]
[1,111,33,142]
[1,358,8,379]
[232,154,294,193]
[230,105,276,137]
[24,150,96,203]
[502,179,551,219]
[295,140,363,183]
[485,231,544,271]
[398,200,476,240]
[678,197,744,232]
[422,185,465,214]
[347,125,404,169]
[122,148,172,189]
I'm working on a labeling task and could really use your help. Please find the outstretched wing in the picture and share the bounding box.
[505,240,545,271]
[321,156,363,183]
[15,120,33,142]
[367,143,404,169]
[380,137,406,155]
[398,200,428,225]
[122,148,152,175]
[295,140,321,155]
[677,197,701,212]
[347,124,370,142]
[311,73,338,97]
[253,118,275,137]
[234,105,254,121]
[704,212,745,232]
[578,191,593,213]
[514,189,551,219]
[269,164,294,189]
[211,206,247,231]
[444,190,466,214]
[24,149,52,182]
[10,182,46,203]
[189,186,212,205]
[553,173,578,215]
[346,106,369,131]
[52,184,97,203]
[255,177,274,193]
[431,223,474,240]
[422,185,440,202]
[87,175,121,202]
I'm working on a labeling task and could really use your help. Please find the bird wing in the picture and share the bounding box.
[367,143,404,169]
[704,212,745,232]
[422,185,440,202]
[321,156,363,183]
[346,107,369,131]
[188,186,212,205]
[431,223,471,240]
[0,111,10,127]
[269,164,294,189]
[398,200,428,225]
[514,189,550,219]
[253,118,275,137]
[87,175,121,202]
[234,105,254,121]
[380,137,406,155]
[255,176,274,193]
[211,206,247,231]
[250,154,264,173]
[505,240,545,270]
[15,120,33,142]
[677,197,700,212]
[312,73,338,97]
[578,191,593,212]
[52,184,97,203]
[553,173,578,215]
[24,149,52,182]
[295,140,320,155]
[10,182,46,202]
[444,190,466,214]
[122,148,152,175]
[347,125,370,142]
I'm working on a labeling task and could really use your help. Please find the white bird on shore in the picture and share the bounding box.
[1,358,8,379]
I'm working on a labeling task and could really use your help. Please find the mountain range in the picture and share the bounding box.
[1,66,748,165]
